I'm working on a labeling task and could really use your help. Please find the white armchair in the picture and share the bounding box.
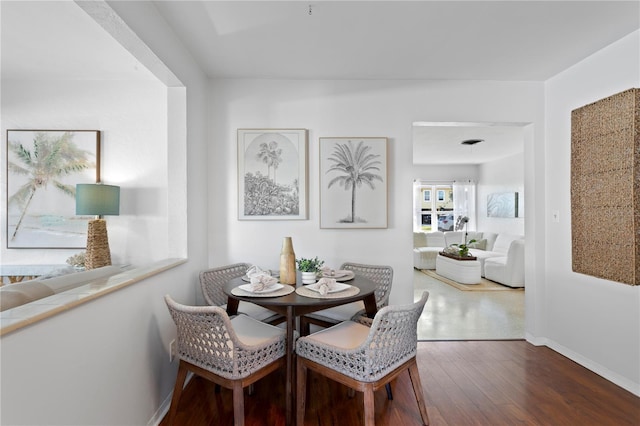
[484,239,525,288]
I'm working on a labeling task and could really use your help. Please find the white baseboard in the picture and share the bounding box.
[147,371,194,426]
[526,333,639,397]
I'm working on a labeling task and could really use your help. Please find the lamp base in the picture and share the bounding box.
[85,219,112,270]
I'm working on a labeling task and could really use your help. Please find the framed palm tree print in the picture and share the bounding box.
[320,137,388,229]
[6,130,100,248]
[238,129,308,220]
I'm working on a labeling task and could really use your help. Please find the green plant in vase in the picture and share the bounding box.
[453,239,477,258]
[296,257,325,284]
[296,256,325,272]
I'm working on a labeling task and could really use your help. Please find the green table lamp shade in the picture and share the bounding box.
[76,184,120,270]
[76,184,120,216]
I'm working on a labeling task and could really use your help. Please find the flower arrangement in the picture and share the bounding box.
[451,239,477,258]
[451,215,476,257]
[296,256,325,272]
[66,252,86,269]
[454,215,469,231]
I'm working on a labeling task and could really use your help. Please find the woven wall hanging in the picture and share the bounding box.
[571,88,639,285]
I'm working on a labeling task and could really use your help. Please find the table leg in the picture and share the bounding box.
[226,297,239,316]
[363,293,378,318]
[285,305,295,426]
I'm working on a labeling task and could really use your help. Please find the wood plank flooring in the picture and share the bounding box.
[160,340,640,425]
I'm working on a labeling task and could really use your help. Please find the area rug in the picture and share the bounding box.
[420,269,523,291]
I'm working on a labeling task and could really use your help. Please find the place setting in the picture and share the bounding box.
[318,267,355,282]
[232,265,294,297]
[296,266,360,299]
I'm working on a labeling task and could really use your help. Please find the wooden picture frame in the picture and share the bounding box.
[6,130,100,248]
[237,128,308,220]
[319,137,388,229]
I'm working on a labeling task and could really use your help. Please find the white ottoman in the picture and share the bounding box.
[413,247,441,269]
[435,254,481,285]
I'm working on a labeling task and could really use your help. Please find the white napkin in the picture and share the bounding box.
[249,273,278,292]
[316,277,338,295]
[320,266,335,277]
[320,267,349,278]
[246,265,270,278]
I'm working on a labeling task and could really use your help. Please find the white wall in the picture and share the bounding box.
[209,79,545,308]
[412,164,480,183]
[4,5,637,425]
[1,80,169,267]
[477,152,525,235]
[544,30,640,395]
[0,1,210,424]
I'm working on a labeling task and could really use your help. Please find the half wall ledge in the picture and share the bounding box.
[0,258,187,336]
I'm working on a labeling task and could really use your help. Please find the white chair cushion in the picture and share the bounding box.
[465,231,483,243]
[425,231,446,247]
[414,247,441,269]
[484,239,525,287]
[231,313,285,346]
[482,232,498,251]
[492,234,523,254]
[309,301,365,322]
[444,231,464,246]
[306,320,370,350]
[221,301,279,322]
[445,231,483,246]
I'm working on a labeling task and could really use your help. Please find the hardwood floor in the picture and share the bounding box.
[160,341,640,425]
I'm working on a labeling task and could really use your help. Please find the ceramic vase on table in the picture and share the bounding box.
[279,237,296,285]
[301,271,318,284]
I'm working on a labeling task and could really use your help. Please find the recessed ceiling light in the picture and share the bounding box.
[461,139,484,145]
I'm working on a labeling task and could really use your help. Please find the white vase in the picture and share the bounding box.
[301,271,317,284]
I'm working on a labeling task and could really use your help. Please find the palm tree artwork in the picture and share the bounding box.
[239,129,306,219]
[256,140,283,183]
[7,131,96,246]
[325,140,383,224]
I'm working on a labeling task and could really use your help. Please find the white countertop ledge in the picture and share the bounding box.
[0,258,186,337]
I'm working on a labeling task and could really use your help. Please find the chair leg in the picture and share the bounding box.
[232,381,245,426]
[385,382,393,400]
[363,384,375,426]
[300,316,311,336]
[297,360,308,426]
[167,361,189,425]
[408,361,430,426]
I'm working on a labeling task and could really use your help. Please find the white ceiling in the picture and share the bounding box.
[413,122,526,165]
[2,1,638,164]
[151,0,640,81]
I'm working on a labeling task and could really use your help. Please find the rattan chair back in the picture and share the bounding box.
[199,262,251,306]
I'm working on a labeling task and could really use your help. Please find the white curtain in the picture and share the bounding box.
[453,181,476,231]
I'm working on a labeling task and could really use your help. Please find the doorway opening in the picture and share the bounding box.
[412,121,526,340]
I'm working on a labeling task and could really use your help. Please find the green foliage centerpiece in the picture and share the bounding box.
[297,256,325,284]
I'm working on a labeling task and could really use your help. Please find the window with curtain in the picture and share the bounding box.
[413,181,476,232]
[452,181,476,232]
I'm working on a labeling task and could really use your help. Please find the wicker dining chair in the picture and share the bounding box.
[200,263,284,325]
[300,262,393,333]
[296,291,431,426]
[164,295,287,426]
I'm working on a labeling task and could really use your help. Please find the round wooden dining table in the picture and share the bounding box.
[223,272,378,426]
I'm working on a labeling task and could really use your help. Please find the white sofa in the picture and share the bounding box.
[413,231,487,270]
[484,239,525,288]
[414,231,525,287]
[0,265,124,312]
